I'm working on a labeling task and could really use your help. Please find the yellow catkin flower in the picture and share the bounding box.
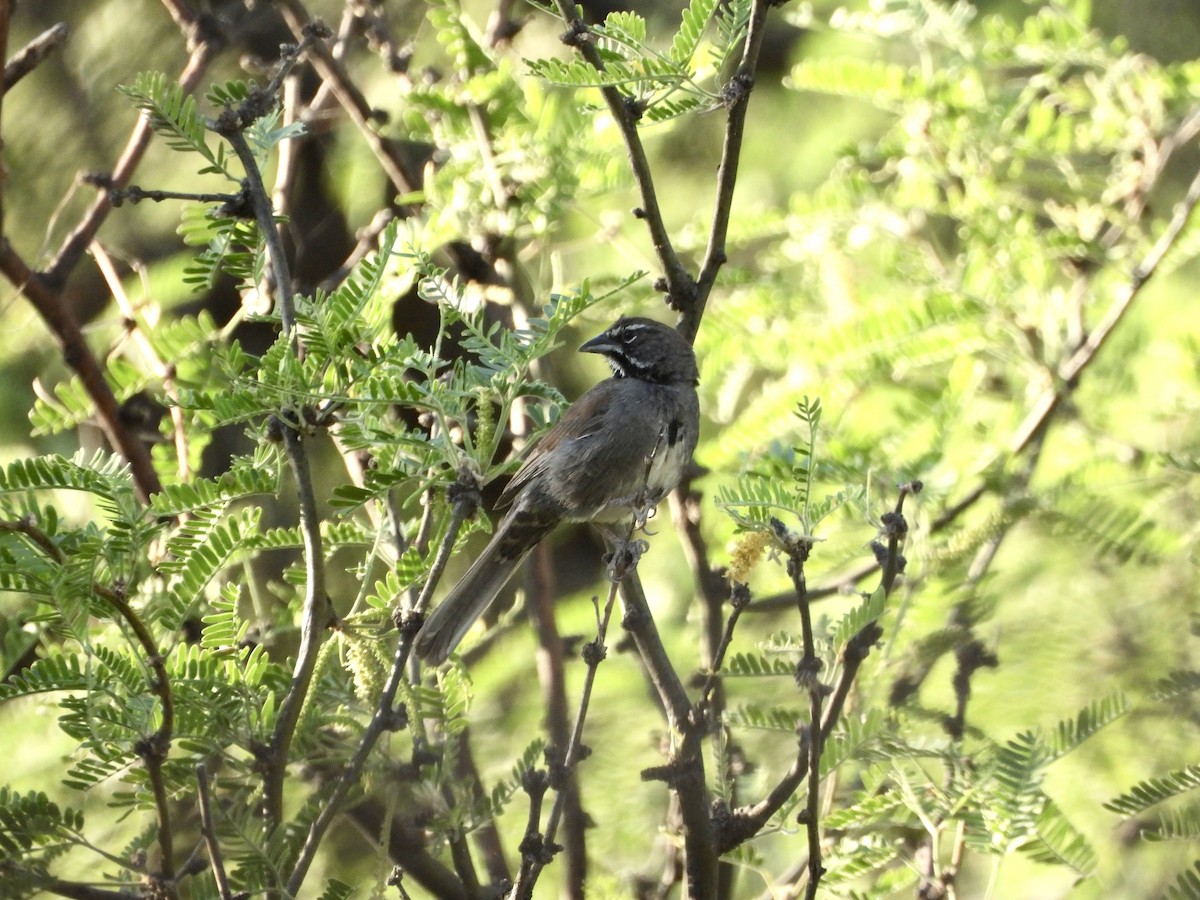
[726,530,775,584]
[473,387,495,456]
[345,635,387,707]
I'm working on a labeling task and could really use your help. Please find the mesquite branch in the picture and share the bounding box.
[0,10,217,501]
[510,572,620,900]
[0,517,177,890]
[713,483,919,877]
[204,31,335,834]
[512,440,676,899]
[286,467,481,896]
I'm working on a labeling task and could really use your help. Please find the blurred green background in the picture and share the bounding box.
[2,0,1200,897]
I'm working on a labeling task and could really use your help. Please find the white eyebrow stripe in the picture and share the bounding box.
[617,321,651,334]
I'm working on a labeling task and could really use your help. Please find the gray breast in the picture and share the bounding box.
[561,381,697,523]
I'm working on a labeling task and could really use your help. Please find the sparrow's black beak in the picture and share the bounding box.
[579,331,618,355]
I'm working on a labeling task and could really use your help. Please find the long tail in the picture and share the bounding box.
[414,513,549,664]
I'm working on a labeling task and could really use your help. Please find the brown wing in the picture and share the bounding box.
[496,385,612,509]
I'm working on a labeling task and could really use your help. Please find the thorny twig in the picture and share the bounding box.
[527,539,588,895]
[511,465,663,898]
[550,0,694,310]
[685,0,774,342]
[510,544,622,900]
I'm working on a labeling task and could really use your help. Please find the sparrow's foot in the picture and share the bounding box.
[604,538,650,582]
[633,500,658,532]
[613,491,660,532]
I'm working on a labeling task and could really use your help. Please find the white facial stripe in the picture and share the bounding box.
[622,351,653,368]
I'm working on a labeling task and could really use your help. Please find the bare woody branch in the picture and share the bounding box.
[621,572,719,900]
[197,24,332,835]
[0,240,164,501]
[686,0,774,342]
[0,23,218,502]
[3,21,68,92]
[713,482,921,875]
[195,764,233,900]
[550,0,694,310]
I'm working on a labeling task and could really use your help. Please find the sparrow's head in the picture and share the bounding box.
[579,317,699,386]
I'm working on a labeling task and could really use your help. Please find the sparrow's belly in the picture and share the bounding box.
[575,427,693,524]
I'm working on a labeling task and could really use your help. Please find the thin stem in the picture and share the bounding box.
[468,102,512,211]
[3,21,68,92]
[511,576,619,899]
[196,764,233,900]
[262,425,327,828]
[272,75,303,221]
[92,581,176,884]
[550,0,693,307]
[179,21,337,831]
[1011,157,1200,459]
[686,0,773,341]
[785,539,824,900]
[512,527,636,900]
[671,481,736,716]
[511,769,551,899]
[285,471,480,896]
[3,516,177,884]
[23,543,175,886]
[89,242,191,483]
[45,41,215,286]
[695,580,750,715]
[107,185,242,206]
[221,130,297,333]
[445,812,481,896]
[543,583,617,845]
[527,539,587,896]
[946,817,967,900]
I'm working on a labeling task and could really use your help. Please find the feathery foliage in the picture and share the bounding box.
[2,0,1199,896]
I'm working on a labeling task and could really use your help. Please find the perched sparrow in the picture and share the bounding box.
[414,316,700,664]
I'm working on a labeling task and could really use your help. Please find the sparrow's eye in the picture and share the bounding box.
[617,326,639,344]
